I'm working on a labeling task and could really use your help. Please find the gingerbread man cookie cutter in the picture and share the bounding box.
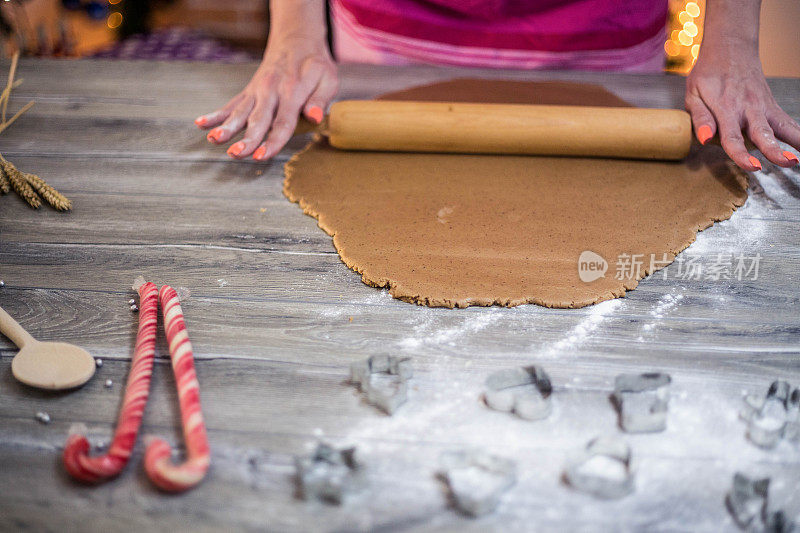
[740,380,800,449]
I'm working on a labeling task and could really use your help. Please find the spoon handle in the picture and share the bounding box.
[0,304,36,348]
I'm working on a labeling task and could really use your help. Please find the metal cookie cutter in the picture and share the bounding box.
[484,365,553,421]
[726,472,770,530]
[349,355,413,415]
[740,381,800,449]
[437,450,517,517]
[564,437,635,499]
[726,472,796,533]
[785,388,800,443]
[295,442,365,505]
[611,372,671,433]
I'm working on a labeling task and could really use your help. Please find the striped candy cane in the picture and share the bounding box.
[144,285,210,492]
[63,281,158,483]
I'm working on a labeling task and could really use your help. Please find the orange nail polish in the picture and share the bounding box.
[207,128,223,142]
[253,146,267,160]
[748,155,762,170]
[783,150,799,165]
[308,106,324,125]
[697,125,713,145]
[227,141,245,157]
[194,116,207,127]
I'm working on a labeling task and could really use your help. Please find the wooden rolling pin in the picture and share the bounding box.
[326,100,692,161]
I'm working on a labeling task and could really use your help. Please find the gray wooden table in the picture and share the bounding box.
[0,59,798,532]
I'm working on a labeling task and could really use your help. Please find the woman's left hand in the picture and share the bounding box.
[685,42,800,171]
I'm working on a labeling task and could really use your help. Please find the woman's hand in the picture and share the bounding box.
[195,0,336,161]
[686,45,799,171]
[684,0,799,171]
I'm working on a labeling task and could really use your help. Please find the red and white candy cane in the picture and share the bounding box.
[144,285,210,492]
[63,281,158,483]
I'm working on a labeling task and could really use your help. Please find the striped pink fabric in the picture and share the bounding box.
[331,0,667,72]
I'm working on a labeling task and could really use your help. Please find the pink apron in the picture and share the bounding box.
[332,0,667,72]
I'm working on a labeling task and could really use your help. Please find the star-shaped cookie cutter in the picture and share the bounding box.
[483,365,553,421]
[349,355,413,414]
[295,442,365,505]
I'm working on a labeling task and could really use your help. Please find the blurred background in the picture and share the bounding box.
[0,0,797,77]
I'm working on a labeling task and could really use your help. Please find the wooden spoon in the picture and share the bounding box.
[0,304,95,390]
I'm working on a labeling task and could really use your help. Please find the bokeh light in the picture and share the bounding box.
[678,11,693,24]
[665,40,681,57]
[666,0,705,74]
[686,2,701,17]
[107,11,123,28]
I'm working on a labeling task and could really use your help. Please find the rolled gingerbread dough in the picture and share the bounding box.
[284,79,748,308]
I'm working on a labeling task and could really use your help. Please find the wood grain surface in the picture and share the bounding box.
[0,59,799,532]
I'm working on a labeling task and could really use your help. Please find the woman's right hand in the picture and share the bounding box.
[195,1,337,161]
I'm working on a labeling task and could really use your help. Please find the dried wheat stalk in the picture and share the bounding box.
[3,158,40,208]
[0,164,10,194]
[0,52,71,210]
[25,170,72,210]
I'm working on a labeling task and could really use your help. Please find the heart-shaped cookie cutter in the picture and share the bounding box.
[437,450,516,517]
[564,436,635,499]
[483,365,553,421]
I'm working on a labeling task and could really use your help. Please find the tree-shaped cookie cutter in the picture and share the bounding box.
[295,442,365,505]
[349,355,413,414]
[564,437,635,499]
[740,380,800,449]
[611,372,672,433]
[483,365,553,420]
[437,450,517,517]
